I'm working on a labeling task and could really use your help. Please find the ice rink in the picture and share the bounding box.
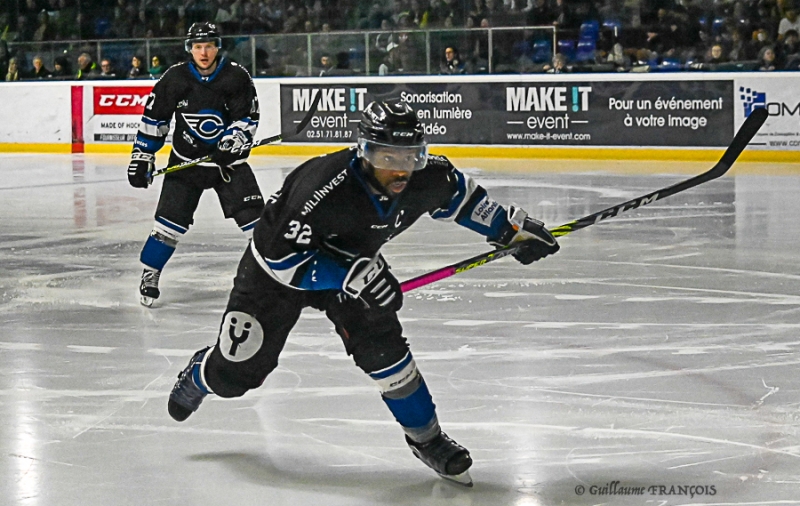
[2,152,800,506]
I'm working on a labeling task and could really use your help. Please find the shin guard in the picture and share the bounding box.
[369,352,440,443]
[140,219,185,271]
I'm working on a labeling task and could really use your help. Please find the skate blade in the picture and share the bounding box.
[438,470,473,487]
[140,295,155,307]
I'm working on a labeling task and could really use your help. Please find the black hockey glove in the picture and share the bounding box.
[211,128,250,168]
[491,206,560,265]
[127,150,154,189]
[343,254,403,311]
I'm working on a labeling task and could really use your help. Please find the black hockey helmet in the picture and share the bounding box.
[184,22,222,53]
[357,100,428,172]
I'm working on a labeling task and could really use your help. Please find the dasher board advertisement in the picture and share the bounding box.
[280,80,734,147]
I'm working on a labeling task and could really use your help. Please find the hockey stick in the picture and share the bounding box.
[400,107,768,293]
[150,90,322,179]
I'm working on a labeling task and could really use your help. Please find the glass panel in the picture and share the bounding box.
[221,36,254,71]
[309,32,368,76]
[428,28,491,74]
[253,33,310,77]
[146,38,184,79]
[97,40,148,79]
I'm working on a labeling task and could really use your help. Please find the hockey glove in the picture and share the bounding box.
[343,254,403,311]
[127,150,154,189]
[211,128,250,168]
[491,206,560,265]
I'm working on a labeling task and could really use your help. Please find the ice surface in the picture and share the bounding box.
[1,153,799,505]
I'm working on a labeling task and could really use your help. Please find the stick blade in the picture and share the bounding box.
[718,107,768,170]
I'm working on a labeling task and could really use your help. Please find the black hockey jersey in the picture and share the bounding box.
[250,148,513,291]
[133,56,259,167]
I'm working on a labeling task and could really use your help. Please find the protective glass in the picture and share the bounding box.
[358,138,429,173]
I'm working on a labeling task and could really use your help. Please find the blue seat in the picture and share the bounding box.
[532,39,552,63]
[580,21,600,41]
[574,40,596,62]
[602,19,622,32]
[557,39,576,61]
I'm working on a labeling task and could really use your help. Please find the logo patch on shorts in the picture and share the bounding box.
[219,311,263,362]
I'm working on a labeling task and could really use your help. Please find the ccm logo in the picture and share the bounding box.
[93,86,153,115]
[99,94,148,107]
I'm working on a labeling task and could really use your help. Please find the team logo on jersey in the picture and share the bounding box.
[182,109,225,143]
[219,311,263,363]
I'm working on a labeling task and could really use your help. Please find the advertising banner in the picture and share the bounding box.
[280,80,734,147]
[85,85,154,143]
[735,74,800,151]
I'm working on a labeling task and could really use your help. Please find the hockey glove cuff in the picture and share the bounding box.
[491,206,560,265]
[212,128,250,168]
[128,150,154,189]
[343,254,403,311]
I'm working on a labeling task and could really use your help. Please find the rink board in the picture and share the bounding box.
[0,73,798,161]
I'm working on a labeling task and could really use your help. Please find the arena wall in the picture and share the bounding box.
[0,73,797,162]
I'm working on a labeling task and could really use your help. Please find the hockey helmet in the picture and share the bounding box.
[357,100,428,173]
[185,22,222,53]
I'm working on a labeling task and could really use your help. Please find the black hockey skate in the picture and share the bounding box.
[168,347,211,422]
[406,431,473,486]
[139,268,161,307]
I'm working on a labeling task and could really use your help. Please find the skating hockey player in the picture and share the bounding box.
[127,21,264,307]
[167,100,560,485]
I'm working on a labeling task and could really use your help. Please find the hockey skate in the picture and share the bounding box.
[406,431,473,486]
[168,347,211,422]
[139,268,161,307]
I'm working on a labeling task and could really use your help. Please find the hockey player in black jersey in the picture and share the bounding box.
[127,22,264,307]
[167,100,560,486]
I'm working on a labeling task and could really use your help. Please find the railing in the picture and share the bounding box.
[8,26,559,79]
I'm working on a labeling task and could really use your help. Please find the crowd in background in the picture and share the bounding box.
[2,0,800,81]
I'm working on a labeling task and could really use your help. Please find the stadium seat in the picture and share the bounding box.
[575,40,596,62]
[557,39,576,61]
[532,39,552,63]
[580,21,600,41]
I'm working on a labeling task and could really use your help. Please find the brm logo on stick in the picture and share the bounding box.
[93,86,153,115]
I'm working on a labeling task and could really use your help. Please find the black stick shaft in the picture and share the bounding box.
[400,108,768,292]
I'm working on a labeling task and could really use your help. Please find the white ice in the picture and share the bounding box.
[1,153,800,506]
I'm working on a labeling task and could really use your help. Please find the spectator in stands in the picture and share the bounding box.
[5,57,21,81]
[128,55,144,79]
[75,52,99,79]
[51,55,71,78]
[149,55,166,78]
[324,51,355,76]
[776,29,800,67]
[387,31,422,73]
[552,0,575,29]
[750,27,773,58]
[29,55,51,79]
[440,46,467,74]
[705,43,727,64]
[33,10,55,41]
[607,42,631,68]
[526,0,554,25]
[778,9,800,40]
[99,58,118,79]
[14,14,34,42]
[757,45,777,70]
[728,28,752,61]
[55,0,79,40]
[544,52,569,72]
[318,54,334,76]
